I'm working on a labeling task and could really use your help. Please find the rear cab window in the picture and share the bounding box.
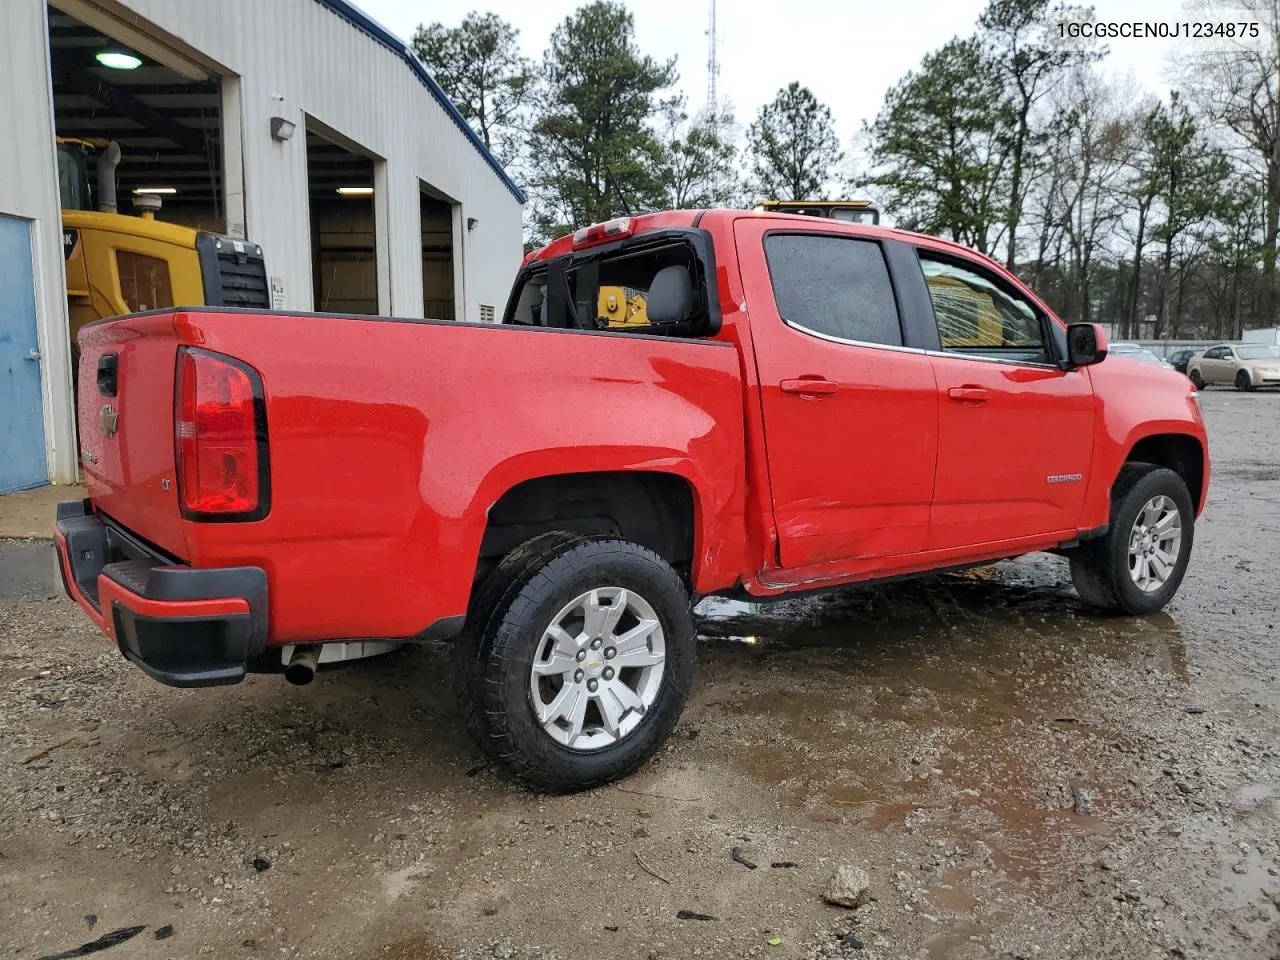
[505,232,716,339]
[762,233,903,346]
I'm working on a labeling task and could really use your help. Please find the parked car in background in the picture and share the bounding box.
[1167,348,1198,374]
[1187,343,1280,391]
[1109,343,1176,370]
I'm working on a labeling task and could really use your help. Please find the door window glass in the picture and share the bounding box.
[763,234,902,346]
[920,255,1048,364]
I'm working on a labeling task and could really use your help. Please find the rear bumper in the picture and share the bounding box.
[54,500,268,688]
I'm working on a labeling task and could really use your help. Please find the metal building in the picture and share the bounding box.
[1,0,526,493]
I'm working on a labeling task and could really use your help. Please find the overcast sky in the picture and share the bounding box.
[355,0,1191,149]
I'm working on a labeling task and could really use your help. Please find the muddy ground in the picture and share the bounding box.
[2,389,1279,960]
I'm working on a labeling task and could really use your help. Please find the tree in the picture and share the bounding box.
[1143,93,1231,336]
[746,83,843,200]
[1049,71,1135,321]
[527,1,676,241]
[1177,0,1280,315]
[979,0,1101,270]
[863,38,1011,256]
[412,13,534,167]
[657,102,739,208]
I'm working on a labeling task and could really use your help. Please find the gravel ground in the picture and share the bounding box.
[2,389,1279,960]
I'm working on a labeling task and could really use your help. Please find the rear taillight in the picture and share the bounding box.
[175,348,269,521]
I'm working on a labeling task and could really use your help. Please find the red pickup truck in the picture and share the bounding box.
[56,210,1209,792]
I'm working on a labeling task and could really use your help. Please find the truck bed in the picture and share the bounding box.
[76,308,747,644]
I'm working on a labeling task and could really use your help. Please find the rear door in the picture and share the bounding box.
[734,220,939,569]
[1198,346,1225,382]
[913,250,1094,551]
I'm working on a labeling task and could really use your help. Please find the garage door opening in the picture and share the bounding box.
[420,187,456,321]
[45,2,266,428]
[48,5,225,233]
[307,127,380,315]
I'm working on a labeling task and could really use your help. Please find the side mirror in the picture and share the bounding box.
[1066,322,1108,368]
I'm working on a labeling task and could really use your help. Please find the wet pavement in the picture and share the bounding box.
[1,388,1279,960]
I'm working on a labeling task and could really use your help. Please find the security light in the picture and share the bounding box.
[270,117,296,141]
[336,187,374,196]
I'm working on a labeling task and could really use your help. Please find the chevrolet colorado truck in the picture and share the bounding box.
[56,210,1209,792]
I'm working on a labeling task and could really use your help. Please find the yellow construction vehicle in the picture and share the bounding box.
[754,199,880,225]
[597,285,650,327]
[56,138,269,382]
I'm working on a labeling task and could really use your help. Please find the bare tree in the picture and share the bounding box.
[1176,0,1280,312]
[1049,70,1136,321]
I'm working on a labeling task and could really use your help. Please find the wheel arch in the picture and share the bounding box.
[471,470,704,594]
[1121,432,1206,513]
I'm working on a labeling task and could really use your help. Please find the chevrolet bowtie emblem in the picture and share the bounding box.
[99,404,119,437]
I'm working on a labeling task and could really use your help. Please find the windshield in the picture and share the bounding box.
[829,208,879,225]
[1238,345,1280,360]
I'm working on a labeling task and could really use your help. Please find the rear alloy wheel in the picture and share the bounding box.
[1189,370,1204,390]
[460,535,695,792]
[1069,464,1194,615]
[1236,369,1256,391]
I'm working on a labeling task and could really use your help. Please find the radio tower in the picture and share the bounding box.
[705,0,719,131]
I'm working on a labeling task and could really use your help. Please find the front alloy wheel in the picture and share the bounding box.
[1126,495,1183,593]
[1069,464,1195,615]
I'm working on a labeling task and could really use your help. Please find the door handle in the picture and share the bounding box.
[947,385,990,403]
[780,377,838,397]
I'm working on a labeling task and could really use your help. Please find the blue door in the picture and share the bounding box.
[0,215,49,493]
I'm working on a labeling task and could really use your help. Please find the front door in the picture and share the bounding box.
[734,222,939,569]
[0,215,48,493]
[915,251,1094,551]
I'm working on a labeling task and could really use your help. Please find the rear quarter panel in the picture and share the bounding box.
[172,310,747,644]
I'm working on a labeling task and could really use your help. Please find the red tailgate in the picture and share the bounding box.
[78,313,188,559]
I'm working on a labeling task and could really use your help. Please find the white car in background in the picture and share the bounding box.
[1108,343,1177,371]
[1187,343,1280,391]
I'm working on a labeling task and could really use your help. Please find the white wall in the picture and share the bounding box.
[2,1,77,484]
[114,0,525,321]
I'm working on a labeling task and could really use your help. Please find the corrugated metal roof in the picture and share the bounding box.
[314,0,526,204]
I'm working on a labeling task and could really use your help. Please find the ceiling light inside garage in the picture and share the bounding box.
[133,187,177,195]
[96,50,142,70]
[336,186,374,196]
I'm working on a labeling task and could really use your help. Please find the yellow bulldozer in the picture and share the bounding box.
[56,138,270,385]
[753,199,880,224]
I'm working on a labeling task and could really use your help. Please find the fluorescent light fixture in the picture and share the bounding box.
[96,51,142,70]
[133,187,177,195]
[336,186,374,196]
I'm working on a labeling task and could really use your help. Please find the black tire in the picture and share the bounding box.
[453,531,588,762]
[1069,464,1195,615]
[459,535,695,793]
[1189,370,1204,390]
[1236,369,1256,392]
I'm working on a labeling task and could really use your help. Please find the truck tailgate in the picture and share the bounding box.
[78,313,188,559]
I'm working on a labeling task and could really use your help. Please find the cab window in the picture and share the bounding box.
[506,240,709,338]
[116,251,174,313]
[919,254,1048,364]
